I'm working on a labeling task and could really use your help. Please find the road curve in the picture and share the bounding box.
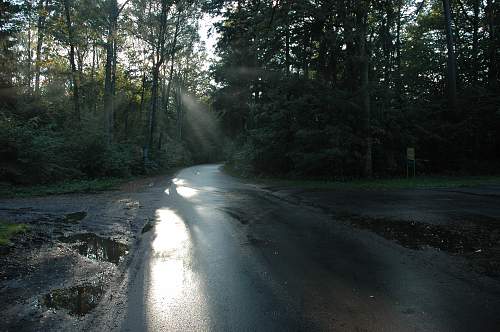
[89,164,500,332]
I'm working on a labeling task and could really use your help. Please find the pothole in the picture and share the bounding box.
[343,214,500,278]
[42,280,105,316]
[59,233,128,264]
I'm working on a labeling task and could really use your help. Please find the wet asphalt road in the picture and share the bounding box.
[89,164,500,332]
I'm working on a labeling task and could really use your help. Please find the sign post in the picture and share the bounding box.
[406,147,415,177]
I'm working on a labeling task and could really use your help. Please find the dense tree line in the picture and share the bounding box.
[0,0,219,185]
[207,0,500,177]
[1,0,499,185]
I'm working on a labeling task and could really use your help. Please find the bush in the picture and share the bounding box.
[0,113,147,184]
[0,116,79,184]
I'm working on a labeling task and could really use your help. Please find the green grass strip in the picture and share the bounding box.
[0,222,28,246]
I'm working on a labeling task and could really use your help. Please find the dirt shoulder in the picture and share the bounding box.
[0,174,174,331]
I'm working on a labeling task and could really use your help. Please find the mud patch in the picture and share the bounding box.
[42,280,105,316]
[344,215,500,278]
[59,233,128,264]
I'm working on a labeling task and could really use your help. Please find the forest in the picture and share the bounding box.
[0,0,499,186]
[211,0,500,177]
[0,0,219,185]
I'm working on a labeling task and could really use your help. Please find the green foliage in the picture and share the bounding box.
[0,0,21,89]
[152,139,194,171]
[0,222,28,246]
[226,76,367,177]
[0,112,142,184]
[0,0,212,188]
[211,0,500,178]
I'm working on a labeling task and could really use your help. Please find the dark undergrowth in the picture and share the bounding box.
[223,164,500,190]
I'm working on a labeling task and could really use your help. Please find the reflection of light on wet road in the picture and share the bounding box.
[152,209,189,255]
[171,178,199,198]
[146,208,210,330]
[176,186,199,198]
[172,178,185,185]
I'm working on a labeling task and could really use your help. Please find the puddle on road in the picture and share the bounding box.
[347,215,478,252]
[59,233,128,264]
[62,211,87,224]
[219,207,249,225]
[246,235,272,247]
[142,221,154,233]
[42,281,105,316]
[42,211,87,224]
[344,215,500,278]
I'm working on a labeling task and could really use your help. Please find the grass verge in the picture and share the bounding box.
[0,166,184,199]
[0,222,28,246]
[0,178,126,198]
[223,165,500,190]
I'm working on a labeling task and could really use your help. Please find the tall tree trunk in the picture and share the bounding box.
[139,69,146,115]
[164,11,181,114]
[147,64,161,153]
[91,43,95,82]
[486,0,498,89]
[161,66,166,108]
[383,2,395,87]
[303,34,310,78]
[175,77,183,140]
[34,0,48,94]
[124,101,130,138]
[471,0,480,84]
[63,0,80,121]
[104,37,114,141]
[160,11,181,148]
[26,0,33,91]
[327,41,339,87]
[395,1,402,98]
[144,0,170,164]
[442,0,457,109]
[284,2,290,76]
[104,0,118,143]
[35,0,47,93]
[357,2,372,177]
[361,54,372,178]
[343,1,357,92]
[112,36,118,130]
[317,27,328,80]
[91,43,98,113]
